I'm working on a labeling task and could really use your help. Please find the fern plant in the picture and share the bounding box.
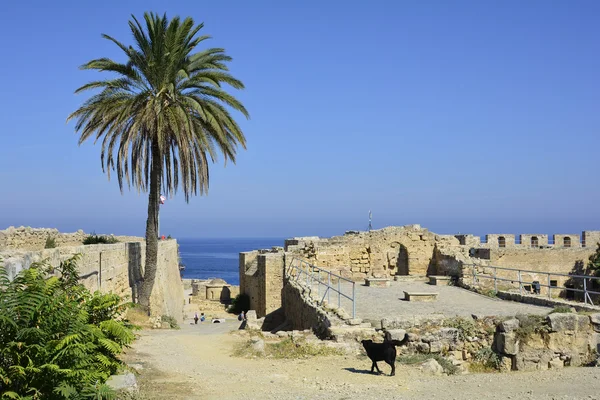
[0,255,134,399]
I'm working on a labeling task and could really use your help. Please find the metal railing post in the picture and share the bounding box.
[584,278,588,305]
[547,274,551,298]
[352,282,356,318]
[494,267,497,293]
[338,279,341,309]
[472,265,476,286]
[518,270,522,295]
[327,273,331,304]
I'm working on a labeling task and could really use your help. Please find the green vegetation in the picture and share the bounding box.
[45,236,57,249]
[480,289,497,298]
[588,243,600,277]
[68,12,250,311]
[83,233,119,245]
[0,255,135,399]
[514,314,550,344]
[443,317,478,341]
[549,305,574,314]
[160,315,179,329]
[470,347,501,372]
[397,354,458,375]
[228,293,250,314]
[234,337,344,359]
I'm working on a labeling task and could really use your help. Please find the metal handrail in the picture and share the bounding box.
[285,257,356,318]
[464,263,600,306]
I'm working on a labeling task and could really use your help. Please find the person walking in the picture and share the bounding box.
[194,312,199,325]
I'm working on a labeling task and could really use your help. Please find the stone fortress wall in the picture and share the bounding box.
[0,228,184,320]
[240,225,600,320]
[0,226,143,251]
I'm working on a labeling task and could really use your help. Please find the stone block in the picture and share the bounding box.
[416,342,430,353]
[386,329,407,343]
[498,318,520,333]
[494,332,519,355]
[548,358,564,369]
[420,359,443,375]
[428,276,452,286]
[429,341,443,353]
[547,313,578,332]
[403,291,438,302]
[365,278,390,287]
[106,372,138,394]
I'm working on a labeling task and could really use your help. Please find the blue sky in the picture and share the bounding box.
[0,0,598,238]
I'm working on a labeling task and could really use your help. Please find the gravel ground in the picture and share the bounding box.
[123,318,600,400]
[329,281,553,322]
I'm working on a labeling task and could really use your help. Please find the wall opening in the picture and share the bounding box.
[550,280,558,287]
[498,236,506,248]
[531,236,539,248]
[396,244,409,276]
[563,237,571,248]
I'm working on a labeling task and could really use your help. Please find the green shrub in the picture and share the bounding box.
[472,347,501,371]
[515,314,550,344]
[83,233,119,245]
[228,293,250,314]
[0,255,134,399]
[480,289,497,298]
[45,236,57,249]
[443,317,478,341]
[161,315,179,329]
[549,305,573,314]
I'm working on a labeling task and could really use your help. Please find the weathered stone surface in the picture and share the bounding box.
[250,338,265,353]
[420,359,443,375]
[106,372,138,393]
[547,313,578,332]
[387,329,407,343]
[498,318,520,333]
[590,313,600,327]
[429,341,443,353]
[417,342,430,353]
[494,332,519,355]
[499,356,513,372]
[407,333,419,342]
[548,358,564,369]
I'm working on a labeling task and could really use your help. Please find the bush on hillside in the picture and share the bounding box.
[45,236,57,249]
[83,232,119,245]
[0,255,135,399]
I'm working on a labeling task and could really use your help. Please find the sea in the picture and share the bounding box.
[178,238,285,285]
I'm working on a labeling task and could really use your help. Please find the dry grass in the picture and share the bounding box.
[125,306,151,328]
[234,337,345,359]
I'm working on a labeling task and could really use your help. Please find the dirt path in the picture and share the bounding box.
[123,319,600,400]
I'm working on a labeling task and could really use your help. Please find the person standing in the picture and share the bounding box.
[194,312,199,325]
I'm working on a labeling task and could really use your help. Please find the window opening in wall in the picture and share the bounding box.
[498,236,506,248]
[550,280,557,287]
[531,236,539,248]
[563,237,571,248]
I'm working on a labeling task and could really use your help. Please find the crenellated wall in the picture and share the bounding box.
[480,231,600,249]
[0,240,184,320]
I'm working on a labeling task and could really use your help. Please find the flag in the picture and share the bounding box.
[159,195,166,205]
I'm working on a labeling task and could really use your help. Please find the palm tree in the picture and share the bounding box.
[68,12,249,314]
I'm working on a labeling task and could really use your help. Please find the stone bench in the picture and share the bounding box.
[404,291,438,302]
[428,276,452,286]
[365,278,391,288]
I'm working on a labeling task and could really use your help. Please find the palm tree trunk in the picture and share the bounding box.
[140,142,161,314]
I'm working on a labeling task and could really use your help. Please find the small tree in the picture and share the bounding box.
[45,236,57,249]
[588,243,600,277]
